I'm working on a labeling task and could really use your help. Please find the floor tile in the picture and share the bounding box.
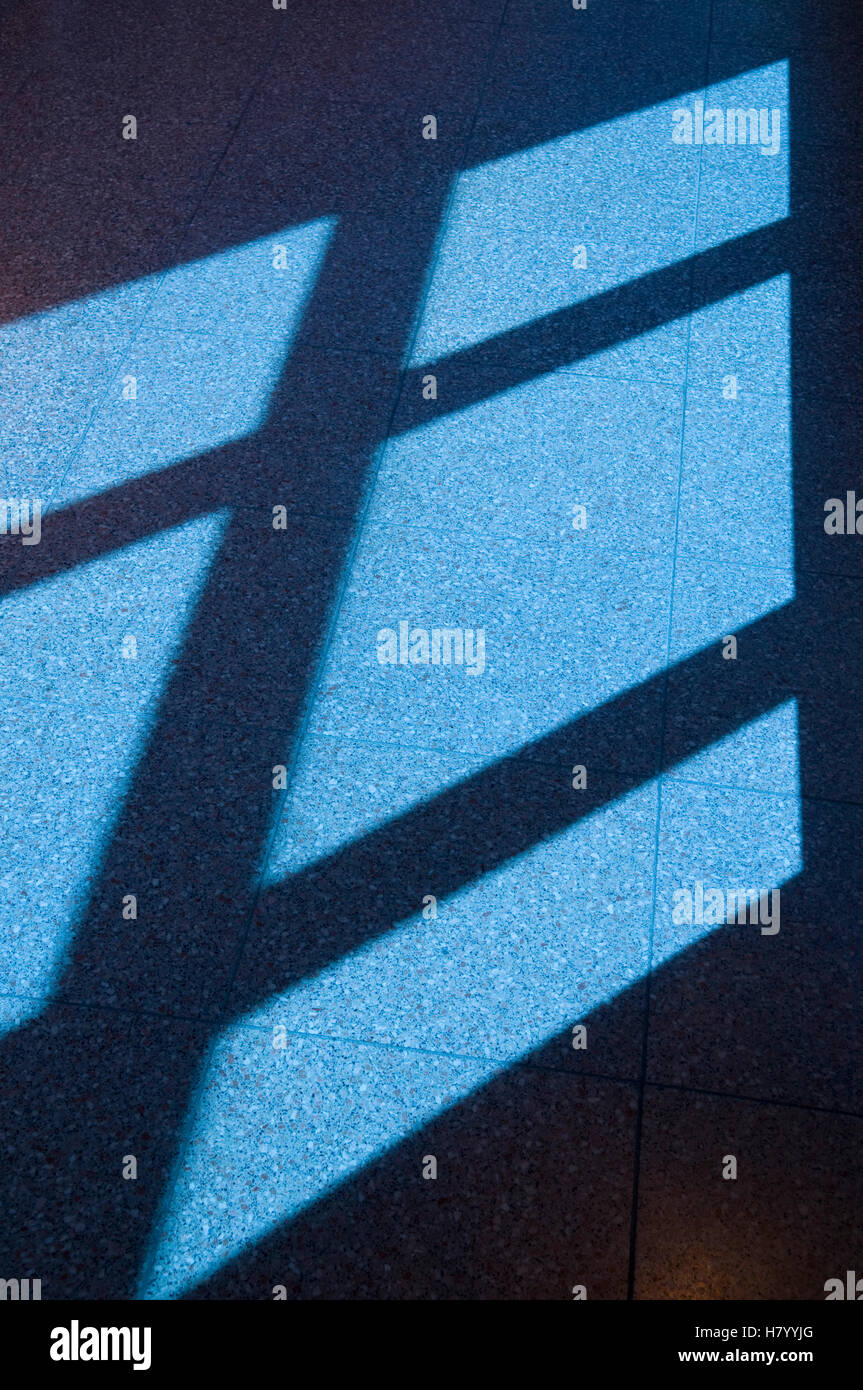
[0,698,288,1018]
[648,793,863,1113]
[231,734,656,1076]
[0,321,137,501]
[414,89,702,385]
[635,1087,863,1298]
[472,3,712,163]
[687,276,790,398]
[377,371,684,556]
[677,388,793,570]
[650,781,802,1056]
[693,66,789,254]
[147,1027,637,1299]
[0,510,228,716]
[663,559,796,793]
[0,999,209,1299]
[306,522,672,770]
[50,333,291,513]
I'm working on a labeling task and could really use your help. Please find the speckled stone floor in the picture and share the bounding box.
[0,0,860,1300]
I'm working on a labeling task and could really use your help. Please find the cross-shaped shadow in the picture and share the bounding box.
[1,0,861,1300]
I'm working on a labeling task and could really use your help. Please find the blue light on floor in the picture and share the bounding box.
[145,704,800,1298]
[0,513,229,1033]
[0,218,336,513]
[0,51,799,1299]
[0,219,337,1029]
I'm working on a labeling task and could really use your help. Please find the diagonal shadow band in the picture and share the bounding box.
[0,593,797,1299]
[234,602,797,1023]
[0,219,789,603]
[181,805,863,1304]
[180,895,824,1303]
[0,201,797,1299]
[1,0,859,1308]
[0,196,453,1298]
[398,221,790,430]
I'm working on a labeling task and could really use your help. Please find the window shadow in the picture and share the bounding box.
[0,0,860,1300]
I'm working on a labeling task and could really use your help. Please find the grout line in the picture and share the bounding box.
[638,1076,863,1123]
[4,986,861,1124]
[202,501,863,584]
[626,1,716,1302]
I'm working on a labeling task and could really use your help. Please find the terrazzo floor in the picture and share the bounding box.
[0,0,860,1300]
